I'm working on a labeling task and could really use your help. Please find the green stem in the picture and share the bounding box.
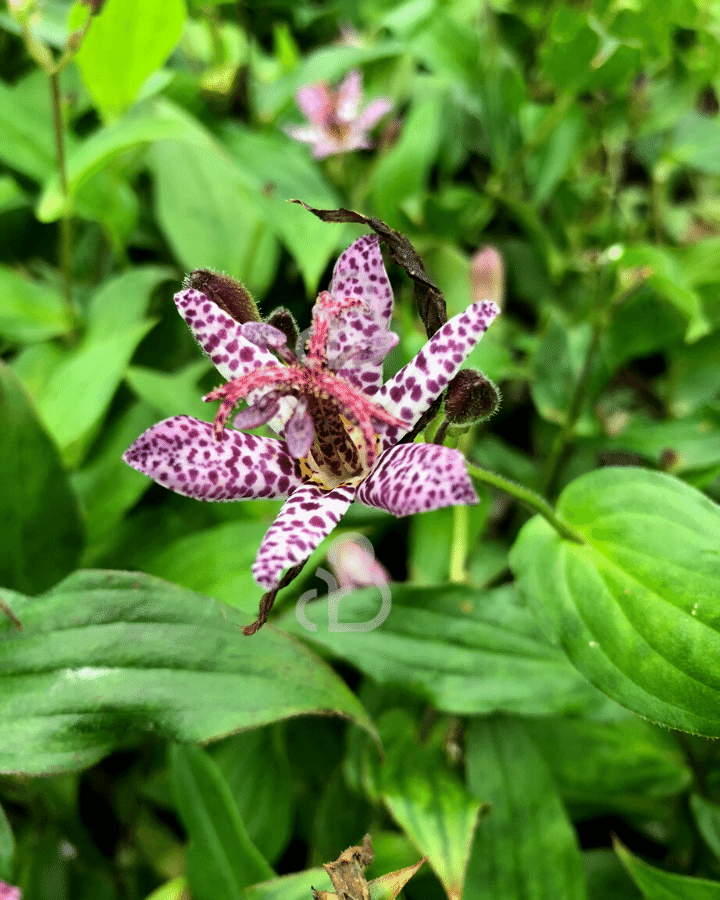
[465,462,584,543]
[449,503,470,583]
[49,69,73,313]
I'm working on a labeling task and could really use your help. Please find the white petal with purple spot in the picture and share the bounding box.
[175,288,277,381]
[324,234,396,395]
[355,442,478,516]
[123,416,303,502]
[252,483,356,589]
[377,299,500,448]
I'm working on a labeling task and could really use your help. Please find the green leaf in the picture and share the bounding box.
[531,316,600,432]
[149,140,279,297]
[281,584,608,717]
[0,801,14,882]
[0,570,376,775]
[208,727,294,865]
[86,265,172,336]
[524,715,691,816]
[125,361,212,422]
[615,839,720,899]
[72,401,160,550]
[74,0,187,117]
[239,870,332,900]
[128,520,271,614]
[143,877,189,900]
[510,467,720,736]
[37,103,205,221]
[464,716,587,900]
[368,93,443,224]
[0,363,83,595]
[690,794,720,859]
[672,112,720,176]
[37,318,156,465]
[367,709,483,900]
[219,124,342,297]
[0,74,55,182]
[0,265,73,343]
[170,743,274,900]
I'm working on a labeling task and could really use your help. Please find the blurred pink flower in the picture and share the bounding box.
[285,70,392,159]
[326,534,390,591]
[0,882,21,900]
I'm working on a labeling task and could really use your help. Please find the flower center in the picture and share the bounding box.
[205,294,408,491]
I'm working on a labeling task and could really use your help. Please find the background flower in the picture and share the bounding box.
[284,69,392,158]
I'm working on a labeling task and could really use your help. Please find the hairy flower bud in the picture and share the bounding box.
[470,246,504,309]
[264,307,299,348]
[184,269,260,324]
[444,369,500,425]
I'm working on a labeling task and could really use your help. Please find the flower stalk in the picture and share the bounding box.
[465,462,584,544]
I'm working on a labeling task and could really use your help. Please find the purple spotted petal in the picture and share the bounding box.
[240,321,288,350]
[329,234,394,332]
[377,299,500,447]
[355,443,478,516]
[324,234,395,394]
[252,483,356,589]
[283,399,315,458]
[175,288,277,381]
[123,416,303,501]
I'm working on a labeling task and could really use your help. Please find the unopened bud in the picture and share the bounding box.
[326,534,390,591]
[265,307,299,348]
[444,369,500,425]
[470,246,504,309]
[184,269,260,324]
[81,0,106,12]
[0,881,22,900]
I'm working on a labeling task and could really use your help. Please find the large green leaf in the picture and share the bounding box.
[0,265,73,344]
[615,839,720,899]
[37,103,204,221]
[149,141,279,297]
[366,709,483,900]
[281,583,608,717]
[510,467,720,736]
[464,716,587,900]
[34,266,169,465]
[74,0,187,118]
[239,870,331,900]
[170,743,274,900]
[0,570,376,775]
[0,364,83,595]
[524,715,691,816]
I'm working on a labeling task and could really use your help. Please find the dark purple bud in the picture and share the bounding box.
[265,307,299,348]
[444,369,500,425]
[184,269,260,324]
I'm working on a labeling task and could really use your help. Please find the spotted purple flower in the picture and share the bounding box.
[123,235,500,593]
[284,69,392,159]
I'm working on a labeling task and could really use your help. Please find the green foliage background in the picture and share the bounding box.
[1,0,720,898]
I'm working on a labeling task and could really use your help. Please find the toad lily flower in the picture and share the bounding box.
[285,69,392,159]
[123,235,499,593]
